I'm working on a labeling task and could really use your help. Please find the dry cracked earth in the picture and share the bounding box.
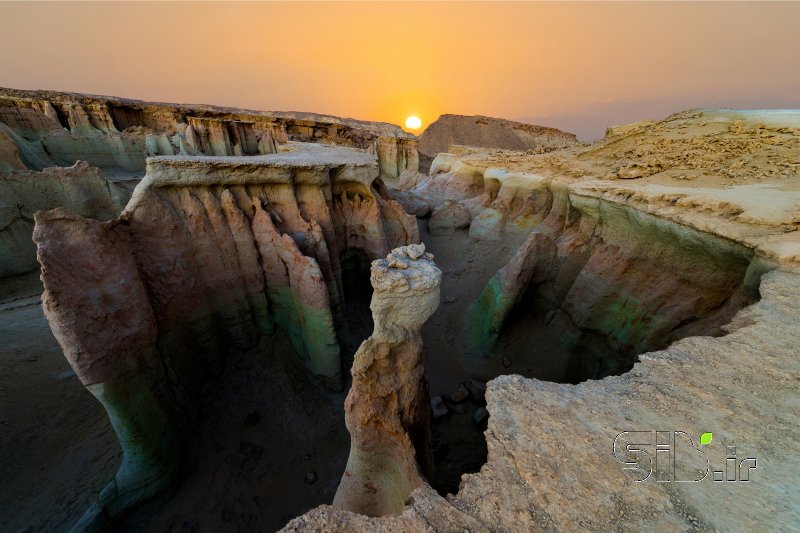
[0,91,798,532]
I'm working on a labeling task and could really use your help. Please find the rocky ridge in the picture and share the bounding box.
[0,87,418,179]
[0,88,421,281]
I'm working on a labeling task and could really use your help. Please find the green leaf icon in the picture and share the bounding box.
[700,432,713,445]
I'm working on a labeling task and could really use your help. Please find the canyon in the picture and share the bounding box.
[0,88,419,280]
[0,102,798,532]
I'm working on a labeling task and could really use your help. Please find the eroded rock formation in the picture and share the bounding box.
[0,88,420,281]
[0,87,419,178]
[334,243,441,516]
[0,122,26,175]
[32,144,417,527]
[1,161,128,277]
[17,107,800,531]
[464,185,760,378]
[285,269,800,532]
[281,109,800,531]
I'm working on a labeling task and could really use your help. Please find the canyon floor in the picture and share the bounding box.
[0,273,119,531]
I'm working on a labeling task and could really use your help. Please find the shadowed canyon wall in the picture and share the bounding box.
[463,182,760,380]
[417,132,769,385]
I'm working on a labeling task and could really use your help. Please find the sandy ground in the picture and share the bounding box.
[0,273,120,531]
[125,334,351,533]
[0,273,354,532]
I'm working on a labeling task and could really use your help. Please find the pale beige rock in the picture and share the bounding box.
[409,110,800,266]
[287,230,800,533]
[289,110,800,532]
[418,114,578,164]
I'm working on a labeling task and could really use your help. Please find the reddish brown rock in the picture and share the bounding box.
[0,161,128,277]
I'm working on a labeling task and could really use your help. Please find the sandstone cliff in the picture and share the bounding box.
[32,143,418,528]
[1,161,128,278]
[0,88,420,281]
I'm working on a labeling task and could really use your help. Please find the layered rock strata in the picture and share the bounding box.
[0,88,419,281]
[33,144,417,527]
[0,87,418,179]
[420,112,798,381]
[333,243,441,516]
[1,161,128,277]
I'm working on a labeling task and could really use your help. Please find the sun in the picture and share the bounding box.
[405,116,422,130]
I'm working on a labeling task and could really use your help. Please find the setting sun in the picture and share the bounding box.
[405,116,422,130]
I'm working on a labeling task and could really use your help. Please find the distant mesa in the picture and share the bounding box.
[417,114,578,173]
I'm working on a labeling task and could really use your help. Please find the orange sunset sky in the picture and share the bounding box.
[0,1,798,140]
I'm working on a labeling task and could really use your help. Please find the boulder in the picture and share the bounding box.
[431,396,449,418]
[428,200,471,235]
[473,407,489,426]
[449,383,469,403]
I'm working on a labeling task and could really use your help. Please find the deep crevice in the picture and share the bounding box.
[52,104,70,131]
[418,202,761,496]
[108,104,146,131]
[338,249,374,371]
